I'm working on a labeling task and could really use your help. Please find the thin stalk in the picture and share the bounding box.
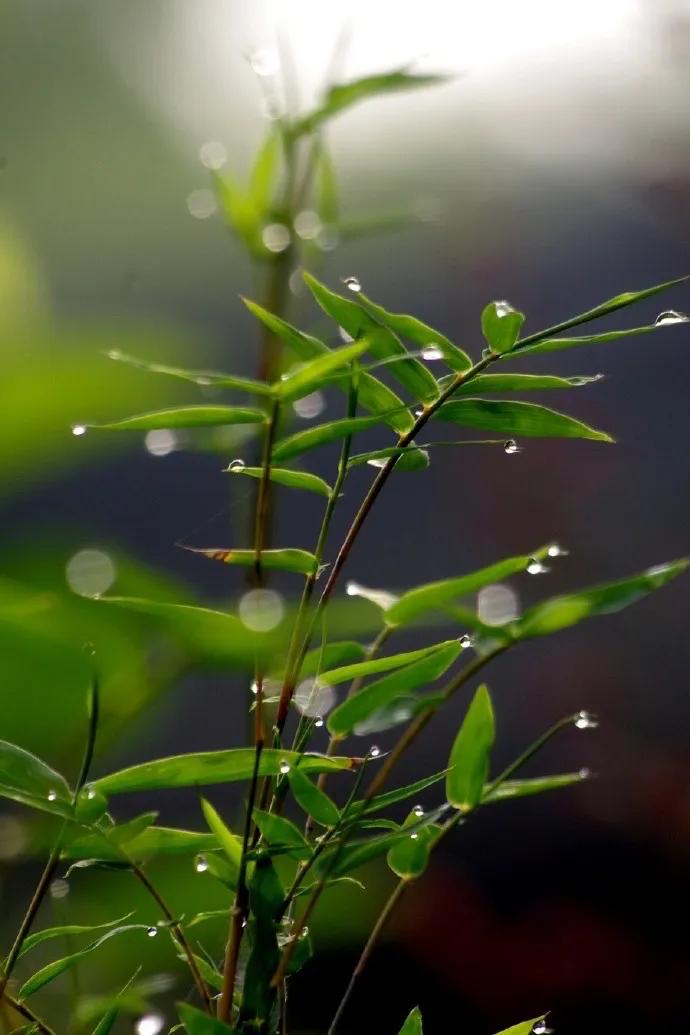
[1,992,57,1035]
[127,857,212,1013]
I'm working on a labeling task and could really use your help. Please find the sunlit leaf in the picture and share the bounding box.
[92,748,358,796]
[252,809,311,860]
[276,340,369,401]
[200,798,243,871]
[387,810,437,879]
[243,298,413,433]
[318,640,460,687]
[398,1005,424,1035]
[510,324,674,358]
[359,294,472,373]
[273,414,406,463]
[452,373,604,394]
[435,399,612,442]
[493,1017,547,1035]
[183,546,318,576]
[314,142,339,224]
[248,130,281,214]
[289,768,340,827]
[213,170,260,253]
[481,301,525,354]
[0,740,73,818]
[327,641,461,737]
[353,771,448,816]
[484,771,590,803]
[83,406,265,432]
[294,70,449,136]
[224,464,332,497]
[446,684,495,812]
[347,445,430,471]
[304,273,440,403]
[299,641,368,679]
[91,1007,120,1035]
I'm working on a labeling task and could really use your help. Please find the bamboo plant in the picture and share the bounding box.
[1,55,688,1035]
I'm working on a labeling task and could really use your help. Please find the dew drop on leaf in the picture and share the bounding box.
[71,424,87,437]
[504,439,519,455]
[459,634,474,649]
[369,745,381,758]
[228,458,246,472]
[421,344,444,361]
[526,557,549,575]
[341,276,361,293]
[280,760,291,775]
[654,309,689,326]
[147,926,158,938]
[195,855,208,873]
[574,710,599,730]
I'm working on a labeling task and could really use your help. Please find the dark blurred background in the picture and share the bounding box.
[2,1,690,1032]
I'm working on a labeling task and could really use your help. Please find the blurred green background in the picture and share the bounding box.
[2,1,690,1032]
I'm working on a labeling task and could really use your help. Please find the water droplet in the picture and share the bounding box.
[135,1013,165,1035]
[341,276,361,293]
[293,390,325,420]
[504,439,519,455]
[574,710,599,730]
[316,224,339,252]
[299,926,309,939]
[66,548,116,597]
[47,789,58,802]
[145,429,177,457]
[279,760,291,775]
[494,300,515,318]
[578,767,591,779]
[294,678,335,718]
[248,48,279,77]
[369,745,381,758]
[533,1022,554,1035]
[482,347,493,359]
[199,140,227,170]
[338,325,354,343]
[228,458,246,472]
[147,926,158,938]
[366,457,387,468]
[186,188,217,220]
[421,344,444,361]
[345,581,399,611]
[547,543,568,558]
[262,223,291,253]
[71,424,87,437]
[314,716,324,728]
[655,309,689,326]
[410,832,419,840]
[414,408,424,418]
[85,785,97,800]
[526,557,549,575]
[477,584,519,626]
[294,209,322,240]
[195,854,208,873]
[49,878,69,900]
[413,805,425,817]
[459,634,474,649]
[107,349,122,360]
[239,588,285,632]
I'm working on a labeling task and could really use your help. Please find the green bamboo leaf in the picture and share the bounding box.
[304,273,440,402]
[435,398,612,442]
[359,294,472,373]
[183,546,318,576]
[224,463,332,497]
[104,350,271,394]
[243,298,413,433]
[252,809,311,860]
[0,740,73,818]
[178,1002,238,1034]
[347,445,430,471]
[494,1017,547,1035]
[293,70,449,136]
[353,771,448,816]
[240,855,283,1026]
[288,768,340,827]
[299,641,368,679]
[122,827,220,858]
[512,325,662,357]
[91,1007,119,1035]
[326,808,444,877]
[200,798,243,871]
[19,926,146,998]
[273,415,405,463]
[314,142,339,223]
[195,850,237,890]
[82,406,265,432]
[385,547,550,628]
[319,640,460,687]
[398,1006,424,1035]
[508,559,689,640]
[510,273,689,354]
[349,691,445,737]
[453,373,604,394]
[92,748,357,796]
[484,771,590,803]
[481,301,526,354]
[213,171,259,252]
[387,810,437,879]
[276,340,369,401]
[19,913,133,959]
[248,130,281,213]
[182,953,224,991]
[327,642,461,737]
[446,685,495,812]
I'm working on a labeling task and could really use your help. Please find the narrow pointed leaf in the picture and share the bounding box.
[493,1017,547,1035]
[387,810,437,879]
[436,398,612,442]
[359,294,472,372]
[19,926,146,998]
[325,808,444,877]
[453,373,604,394]
[481,301,526,354]
[213,171,258,250]
[289,768,340,827]
[512,273,689,353]
[240,856,283,1026]
[327,641,461,737]
[277,340,369,401]
[509,559,688,640]
[398,1006,424,1035]
[19,914,133,959]
[63,826,219,862]
[386,548,550,628]
[319,640,460,687]
[299,641,368,679]
[225,464,332,497]
[248,131,281,213]
[91,1008,120,1035]
[484,771,590,803]
[183,546,318,576]
[252,809,311,860]
[353,771,448,816]
[304,273,440,402]
[315,142,339,222]
[446,685,495,811]
[273,414,406,463]
[348,445,430,471]
[92,748,357,796]
[0,741,73,818]
[294,70,449,135]
[201,798,243,871]
[104,351,271,394]
[178,1002,239,1033]
[84,406,265,432]
[243,298,413,432]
